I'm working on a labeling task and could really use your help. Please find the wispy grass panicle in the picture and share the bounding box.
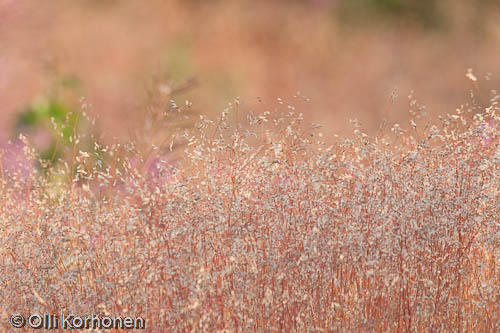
[1,88,499,331]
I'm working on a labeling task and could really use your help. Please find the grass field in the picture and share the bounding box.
[1,88,498,331]
[1,1,500,331]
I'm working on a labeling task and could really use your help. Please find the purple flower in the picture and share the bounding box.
[479,120,496,148]
[144,154,176,187]
[0,137,34,185]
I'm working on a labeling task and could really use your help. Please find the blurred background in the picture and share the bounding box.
[1,0,499,147]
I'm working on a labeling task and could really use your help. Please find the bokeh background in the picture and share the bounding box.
[1,0,499,145]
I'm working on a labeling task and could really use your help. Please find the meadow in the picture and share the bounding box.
[1,0,500,331]
[0,85,498,331]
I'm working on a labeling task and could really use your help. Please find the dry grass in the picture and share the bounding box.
[0,89,499,332]
[2,0,500,139]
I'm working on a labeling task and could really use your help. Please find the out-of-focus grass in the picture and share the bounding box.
[1,0,499,140]
[0,83,498,331]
